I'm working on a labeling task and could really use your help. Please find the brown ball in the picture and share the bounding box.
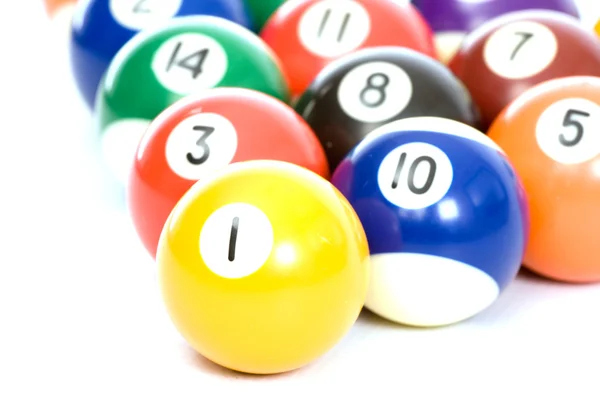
[449,10,600,130]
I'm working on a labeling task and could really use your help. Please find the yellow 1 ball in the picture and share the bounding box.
[157,160,370,375]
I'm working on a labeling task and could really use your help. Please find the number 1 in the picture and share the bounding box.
[228,217,240,262]
[510,31,533,60]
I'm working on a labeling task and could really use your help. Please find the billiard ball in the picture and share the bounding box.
[70,0,253,108]
[128,87,329,259]
[95,15,289,188]
[244,0,287,31]
[411,0,579,64]
[260,0,436,98]
[157,160,369,374]
[488,76,600,283]
[295,46,481,171]
[449,10,600,130]
[44,0,76,17]
[331,117,529,327]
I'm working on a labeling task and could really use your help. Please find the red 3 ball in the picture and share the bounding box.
[127,87,329,258]
[260,0,437,99]
[449,10,600,130]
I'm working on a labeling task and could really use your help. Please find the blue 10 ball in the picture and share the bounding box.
[331,117,530,327]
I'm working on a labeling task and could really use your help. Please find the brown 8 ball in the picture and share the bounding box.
[449,10,600,130]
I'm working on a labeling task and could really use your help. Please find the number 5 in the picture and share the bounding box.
[560,109,590,147]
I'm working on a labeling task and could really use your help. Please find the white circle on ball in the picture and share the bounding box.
[297,0,371,58]
[109,0,182,31]
[337,61,413,123]
[152,33,228,95]
[200,203,274,279]
[536,98,600,165]
[165,112,238,181]
[483,20,558,80]
[365,252,500,327]
[101,118,151,186]
[378,142,453,210]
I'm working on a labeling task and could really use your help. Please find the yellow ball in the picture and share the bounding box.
[157,160,370,374]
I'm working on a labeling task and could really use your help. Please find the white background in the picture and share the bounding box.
[1,1,600,398]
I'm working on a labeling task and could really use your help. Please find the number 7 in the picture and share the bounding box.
[510,31,533,60]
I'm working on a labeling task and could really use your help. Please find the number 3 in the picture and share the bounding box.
[560,109,589,147]
[187,125,215,164]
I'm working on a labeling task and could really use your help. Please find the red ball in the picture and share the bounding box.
[449,10,600,130]
[260,0,437,99]
[127,88,329,258]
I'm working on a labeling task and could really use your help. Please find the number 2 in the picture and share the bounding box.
[391,152,437,194]
[510,31,533,60]
[560,109,590,147]
[133,0,150,13]
[187,125,215,164]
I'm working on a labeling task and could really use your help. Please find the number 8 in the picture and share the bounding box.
[360,72,390,108]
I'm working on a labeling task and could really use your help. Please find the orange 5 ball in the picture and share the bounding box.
[488,76,600,283]
[128,88,328,259]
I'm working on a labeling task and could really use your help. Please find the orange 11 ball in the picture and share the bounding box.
[259,0,437,99]
[128,88,329,259]
[488,76,600,283]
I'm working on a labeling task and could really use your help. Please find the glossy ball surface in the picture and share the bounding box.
[411,0,579,63]
[449,10,600,130]
[157,160,370,374]
[488,76,600,283]
[260,0,436,98]
[128,88,329,259]
[70,0,253,108]
[95,16,289,187]
[244,0,287,30]
[295,46,480,171]
[332,117,529,327]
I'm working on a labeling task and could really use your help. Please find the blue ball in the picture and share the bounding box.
[331,117,529,327]
[69,0,253,108]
